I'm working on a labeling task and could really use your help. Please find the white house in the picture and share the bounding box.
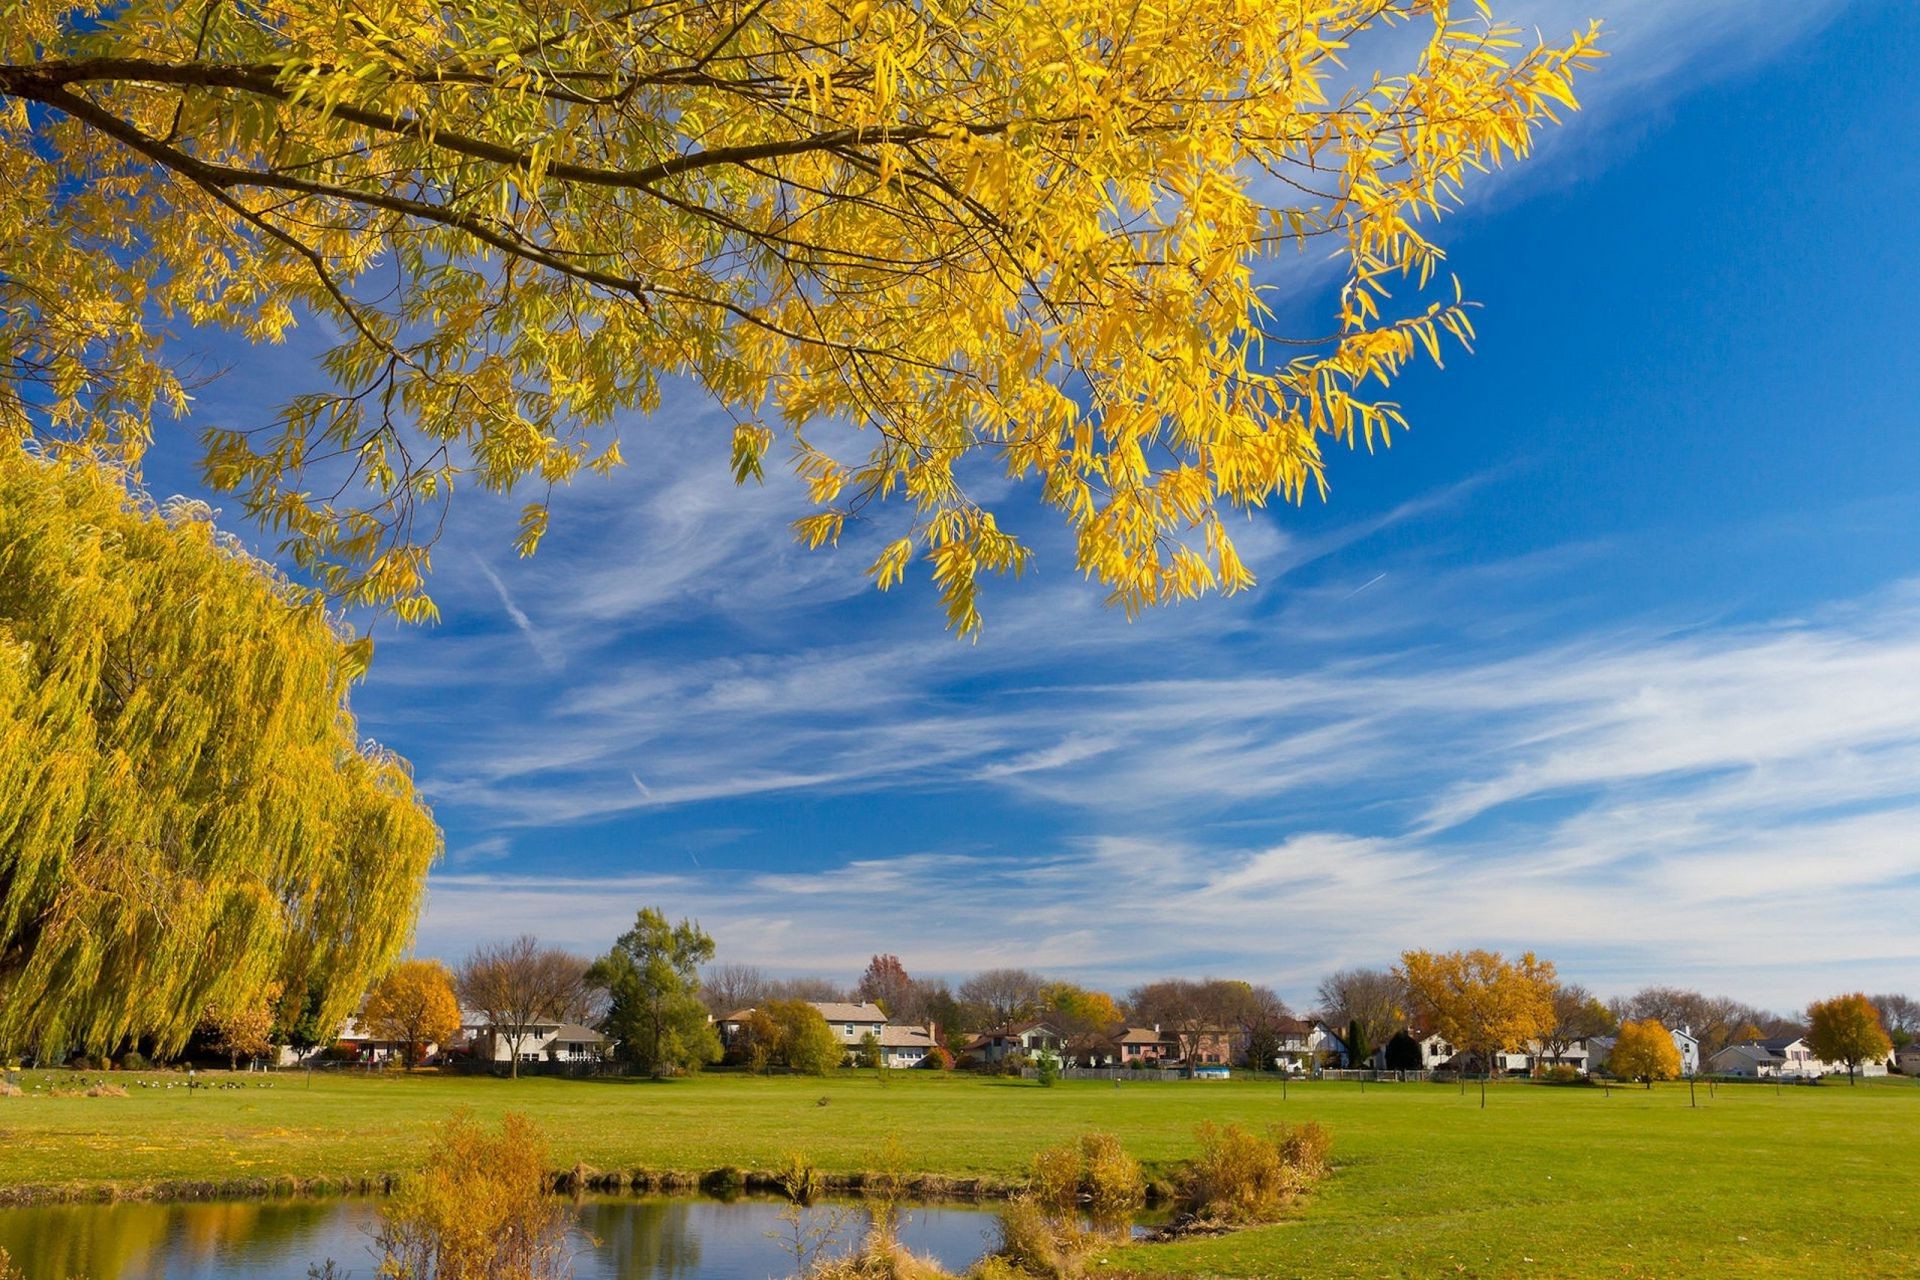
[875,1024,938,1069]
[455,1013,612,1064]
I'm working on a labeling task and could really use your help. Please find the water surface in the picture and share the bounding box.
[0,1195,1002,1280]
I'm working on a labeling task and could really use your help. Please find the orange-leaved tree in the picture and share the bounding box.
[1609,1018,1681,1087]
[1806,993,1892,1085]
[364,959,462,1069]
[1397,949,1556,1106]
[2,0,1600,632]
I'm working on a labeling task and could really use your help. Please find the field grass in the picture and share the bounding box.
[0,1069,1915,1278]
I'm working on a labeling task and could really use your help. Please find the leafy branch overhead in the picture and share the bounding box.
[1,0,1600,632]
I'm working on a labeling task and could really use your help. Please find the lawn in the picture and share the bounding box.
[0,1069,1914,1278]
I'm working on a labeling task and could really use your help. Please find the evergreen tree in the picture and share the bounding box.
[1347,1019,1372,1069]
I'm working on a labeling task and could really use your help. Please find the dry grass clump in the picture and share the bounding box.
[0,1080,21,1098]
[375,1110,569,1280]
[776,1150,823,1204]
[983,1132,1147,1279]
[1179,1121,1331,1225]
[802,1223,950,1280]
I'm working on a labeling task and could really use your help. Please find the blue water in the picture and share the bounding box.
[0,1196,1003,1280]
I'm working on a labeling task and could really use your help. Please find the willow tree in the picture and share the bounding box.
[0,447,441,1057]
[2,0,1600,632]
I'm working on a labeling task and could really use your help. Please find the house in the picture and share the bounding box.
[810,1001,890,1048]
[1113,1025,1177,1065]
[875,1024,938,1069]
[1262,1018,1343,1072]
[1895,1043,1920,1075]
[1365,1028,1456,1072]
[1708,1042,1787,1078]
[1741,1035,1823,1078]
[963,1020,1067,1065]
[455,1013,613,1064]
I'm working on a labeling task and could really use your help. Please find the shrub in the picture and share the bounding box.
[376,1110,568,1280]
[776,1151,822,1204]
[1035,1056,1059,1087]
[1027,1143,1083,1214]
[1538,1064,1582,1085]
[1077,1133,1145,1221]
[992,1198,1080,1280]
[118,1051,149,1071]
[922,1046,955,1071]
[1179,1121,1332,1225]
[1274,1122,1332,1180]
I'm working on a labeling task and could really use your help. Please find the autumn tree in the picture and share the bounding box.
[0,448,440,1059]
[1041,982,1125,1036]
[1,0,1598,633]
[1540,983,1615,1068]
[1315,968,1406,1058]
[855,955,916,1018]
[1806,993,1893,1085]
[588,908,721,1077]
[457,935,592,1077]
[201,985,280,1070]
[364,960,462,1069]
[1398,949,1556,1107]
[1609,1019,1681,1087]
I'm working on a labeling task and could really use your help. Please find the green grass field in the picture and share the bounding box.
[1,1069,1915,1278]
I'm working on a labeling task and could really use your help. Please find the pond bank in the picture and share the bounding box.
[0,1165,1046,1209]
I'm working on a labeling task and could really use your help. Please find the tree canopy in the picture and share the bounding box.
[2,0,1598,632]
[1608,1018,1680,1087]
[363,957,462,1068]
[457,934,594,1077]
[0,447,439,1058]
[589,906,721,1076]
[1398,948,1555,1101]
[1806,993,1892,1084]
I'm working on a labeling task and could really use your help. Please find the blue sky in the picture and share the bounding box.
[141,0,1919,1013]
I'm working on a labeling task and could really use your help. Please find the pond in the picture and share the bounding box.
[0,1195,1009,1280]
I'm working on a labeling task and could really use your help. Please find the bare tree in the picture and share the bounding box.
[765,976,846,1003]
[1314,968,1406,1053]
[1869,993,1918,1046]
[959,968,1045,1026]
[701,962,771,1016]
[457,936,592,1078]
[1539,983,1614,1066]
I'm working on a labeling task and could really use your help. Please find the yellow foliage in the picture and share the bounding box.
[0,0,1599,632]
[0,447,439,1058]
[363,959,462,1069]
[378,1110,569,1280]
[1397,948,1557,1068]
[1610,1018,1682,1085]
[1805,993,1893,1078]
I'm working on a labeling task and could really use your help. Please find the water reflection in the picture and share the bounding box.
[0,1196,1000,1280]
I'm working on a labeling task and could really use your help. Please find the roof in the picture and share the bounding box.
[1113,1026,1174,1045]
[1712,1044,1785,1065]
[1756,1035,1805,1052]
[809,1002,888,1023]
[719,1008,757,1024]
[550,1023,608,1044]
[878,1025,936,1048]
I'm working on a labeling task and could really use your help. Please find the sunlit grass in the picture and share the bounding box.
[0,1070,1914,1277]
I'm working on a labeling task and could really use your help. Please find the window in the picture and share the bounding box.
[844,1024,854,1036]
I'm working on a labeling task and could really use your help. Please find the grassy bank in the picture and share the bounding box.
[1,1069,1915,1277]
